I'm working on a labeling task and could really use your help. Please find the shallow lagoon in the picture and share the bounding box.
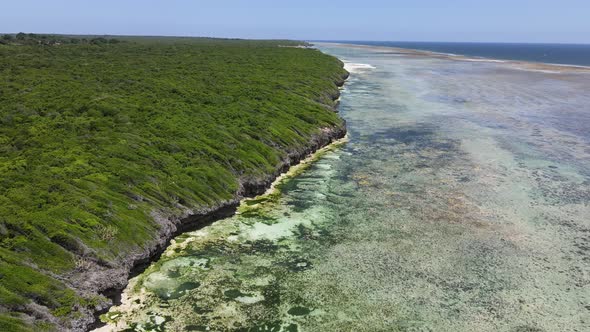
[99,44,590,331]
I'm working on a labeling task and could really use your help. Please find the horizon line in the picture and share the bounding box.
[2,31,589,46]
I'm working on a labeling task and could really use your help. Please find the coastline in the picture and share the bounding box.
[94,133,350,332]
[79,71,350,331]
[81,39,588,332]
[312,41,590,73]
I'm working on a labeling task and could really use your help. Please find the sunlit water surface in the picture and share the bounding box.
[99,44,590,332]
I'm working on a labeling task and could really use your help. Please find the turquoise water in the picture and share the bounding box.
[98,43,590,331]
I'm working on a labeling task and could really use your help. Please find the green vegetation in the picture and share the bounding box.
[0,35,346,330]
[1,32,121,46]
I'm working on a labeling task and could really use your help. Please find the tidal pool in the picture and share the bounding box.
[98,44,590,331]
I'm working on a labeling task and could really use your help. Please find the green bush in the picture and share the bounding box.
[0,36,346,330]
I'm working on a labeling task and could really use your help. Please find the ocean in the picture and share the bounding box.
[317,40,590,67]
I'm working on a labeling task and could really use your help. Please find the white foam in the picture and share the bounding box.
[343,61,376,73]
[512,67,561,74]
[460,57,507,63]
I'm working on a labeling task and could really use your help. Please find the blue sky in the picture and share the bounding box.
[1,0,589,43]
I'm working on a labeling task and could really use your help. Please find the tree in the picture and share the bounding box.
[90,37,108,45]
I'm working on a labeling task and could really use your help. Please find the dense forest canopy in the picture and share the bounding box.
[0,32,121,45]
[0,35,346,331]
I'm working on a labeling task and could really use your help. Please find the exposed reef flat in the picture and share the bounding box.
[316,42,590,74]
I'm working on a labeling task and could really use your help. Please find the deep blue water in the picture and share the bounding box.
[316,41,590,67]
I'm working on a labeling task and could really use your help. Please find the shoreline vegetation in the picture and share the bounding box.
[0,35,348,331]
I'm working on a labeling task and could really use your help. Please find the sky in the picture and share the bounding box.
[1,0,589,44]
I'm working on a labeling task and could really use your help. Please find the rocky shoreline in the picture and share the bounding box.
[62,72,349,331]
